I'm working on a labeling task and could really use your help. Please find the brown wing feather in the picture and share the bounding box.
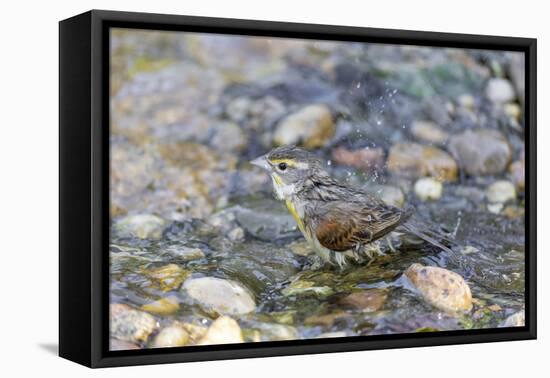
[315,203,411,252]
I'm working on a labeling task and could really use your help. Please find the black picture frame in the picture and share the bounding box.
[59,9,537,368]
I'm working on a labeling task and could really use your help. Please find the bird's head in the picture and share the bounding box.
[250,145,323,199]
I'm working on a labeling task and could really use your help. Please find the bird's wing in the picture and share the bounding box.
[314,201,410,252]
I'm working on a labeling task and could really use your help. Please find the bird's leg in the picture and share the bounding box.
[333,252,348,270]
[386,236,396,253]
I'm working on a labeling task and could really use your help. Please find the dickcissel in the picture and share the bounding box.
[251,145,454,268]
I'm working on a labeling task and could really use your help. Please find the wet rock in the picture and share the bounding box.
[141,296,180,315]
[110,338,139,351]
[404,263,472,314]
[486,78,516,104]
[338,289,387,312]
[227,227,245,242]
[165,245,206,261]
[499,310,525,327]
[486,180,516,203]
[288,240,314,256]
[387,143,457,182]
[304,312,351,327]
[232,202,300,241]
[184,277,256,315]
[110,303,157,343]
[410,120,449,145]
[253,323,299,341]
[331,146,384,171]
[414,177,443,201]
[114,214,167,240]
[198,316,244,345]
[181,323,208,344]
[152,322,190,348]
[509,151,525,192]
[146,264,190,292]
[448,129,512,176]
[281,280,333,297]
[273,104,335,148]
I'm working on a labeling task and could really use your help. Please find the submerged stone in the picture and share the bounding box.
[141,296,180,315]
[338,289,388,312]
[499,310,525,327]
[114,214,167,240]
[110,303,157,344]
[184,277,256,315]
[151,322,190,348]
[281,280,333,297]
[198,316,244,345]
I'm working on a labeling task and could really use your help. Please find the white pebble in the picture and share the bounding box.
[414,177,443,201]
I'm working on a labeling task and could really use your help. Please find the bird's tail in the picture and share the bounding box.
[399,221,458,257]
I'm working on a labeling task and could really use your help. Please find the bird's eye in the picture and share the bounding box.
[278,162,287,171]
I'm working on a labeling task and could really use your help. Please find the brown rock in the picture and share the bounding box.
[338,289,387,312]
[146,264,190,292]
[387,143,458,182]
[332,146,385,171]
[404,263,472,314]
[273,104,335,148]
[304,312,351,327]
[410,120,449,145]
[141,296,180,315]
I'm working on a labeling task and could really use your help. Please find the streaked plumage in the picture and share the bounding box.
[251,145,455,268]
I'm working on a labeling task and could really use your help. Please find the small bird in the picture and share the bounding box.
[251,145,455,268]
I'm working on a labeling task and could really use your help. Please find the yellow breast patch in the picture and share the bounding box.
[285,199,306,235]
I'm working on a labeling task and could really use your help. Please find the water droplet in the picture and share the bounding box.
[327,160,332,166]
[356,82,361,89]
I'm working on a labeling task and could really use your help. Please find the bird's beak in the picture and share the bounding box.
[250,155,271,171]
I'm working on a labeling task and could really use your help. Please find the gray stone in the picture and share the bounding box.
[499,310,525,327]
[114,214,167,240]
[110,304,157,344]
[486,78,516,104]
[448,129,512,176]
[232,202,300,241]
